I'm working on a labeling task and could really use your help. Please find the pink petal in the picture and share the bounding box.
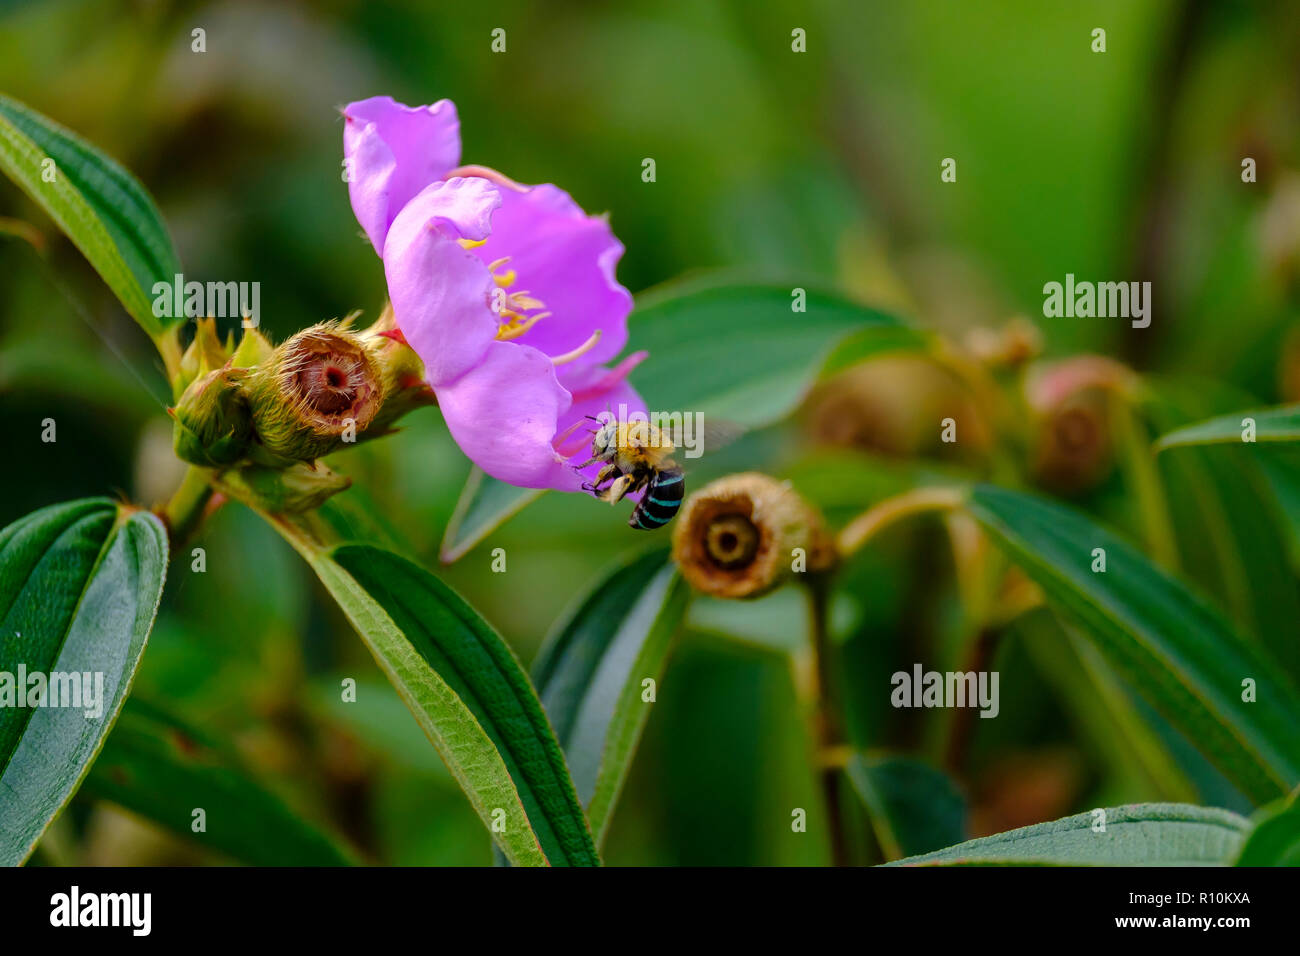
[437,341,576,490]
[469,182,632,374]
[384,178,502,387]
[344,97,461,254]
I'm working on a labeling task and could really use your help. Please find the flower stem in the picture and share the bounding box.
[158,464,215,547]
[804,576,850,867]
[838,486,966,557]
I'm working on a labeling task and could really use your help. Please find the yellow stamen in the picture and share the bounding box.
[493,270,517,289]
[551,329,602,367]
[496,311,549,341]
[458,238,487,250]
[509,292,544,309]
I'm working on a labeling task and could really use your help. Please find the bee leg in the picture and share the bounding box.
[601,473,637,504]
[582,463,620,496]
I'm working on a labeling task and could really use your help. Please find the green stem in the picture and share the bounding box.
[159,465,215,547]
[805,576,850,867]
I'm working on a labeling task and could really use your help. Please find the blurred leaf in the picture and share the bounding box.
[845,753,966,860]
[265,512,598,866]
[0,498,167,865]
[83,698,356,865]
[1155,404,1300,449]
[0,94,181,339]
[967,484,1300,804]
[533,548,688,844]
[440,280,920,561]
[440,467,543,563]
[1234,797,1300,866]
[889,804,1249,866]
[1256,445,1300,567]
[629,277,919,422]
[1142,392,1300,676]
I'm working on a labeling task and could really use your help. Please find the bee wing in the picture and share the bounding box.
[659,416,747,457]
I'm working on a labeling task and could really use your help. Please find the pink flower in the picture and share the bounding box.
[344,98,646,491]
[344,97,461,255]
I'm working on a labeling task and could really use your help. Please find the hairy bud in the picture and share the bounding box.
[243,322,382,465]
[171,366,252,467]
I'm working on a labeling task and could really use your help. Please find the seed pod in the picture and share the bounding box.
[671,472,835,599]
[243,322,382,465]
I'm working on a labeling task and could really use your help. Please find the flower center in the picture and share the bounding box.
[459,239,604,368]
[459,239,551,341]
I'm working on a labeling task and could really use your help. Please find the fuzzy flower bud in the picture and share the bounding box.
[242,322,383,466]
[171,366,252,467]
[671,472,835,599]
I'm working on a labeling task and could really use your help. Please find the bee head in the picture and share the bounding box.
[585,414,618,459]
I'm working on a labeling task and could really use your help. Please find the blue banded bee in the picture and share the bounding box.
[574,415,741,530]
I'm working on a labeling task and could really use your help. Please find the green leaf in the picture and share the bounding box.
[533,549,688,844]
[888,804,1249,866]
[440,279,921,561]
[1155,404,1300,450]
[1234,797,1300,866]
[1143,390,1300,676]
[966,484,1300,804]
[83,698,356,865]
[440,467,543,563]
[0,94,182,339]
[629,278,918,423]
[265,513,598,866]
[845,754,967,861]
[0,498,167,865]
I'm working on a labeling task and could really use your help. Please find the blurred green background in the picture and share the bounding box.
[3,0,1299,864]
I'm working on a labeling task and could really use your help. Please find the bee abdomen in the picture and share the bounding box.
[630,468,684,530]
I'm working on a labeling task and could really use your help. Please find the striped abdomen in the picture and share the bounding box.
[630,467,685,530]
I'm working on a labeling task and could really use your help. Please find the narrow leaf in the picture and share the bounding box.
[0,498,167,865]
[258,506,597,866]
[84,698,356,865]
[440,467,542,563]
[1155,404,1300,450]
[0,94,182,338]
[845,753,967,861]
[533,549,688,843]
[967,483,1300,804]
[329,544,599,866]
[889,804,1249,866]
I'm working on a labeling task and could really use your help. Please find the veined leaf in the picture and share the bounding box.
[966,484,1300,804]
[845,754,966,861]
[441,279,920,561]
[264,512,598,866]
[84,698,356,865]
[1143,388,1300,676]
[1155,404,1300,450]
[533,549,688,844]
[0,94,182,339]
[889,804,1249,866]
[0,498,167,865]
